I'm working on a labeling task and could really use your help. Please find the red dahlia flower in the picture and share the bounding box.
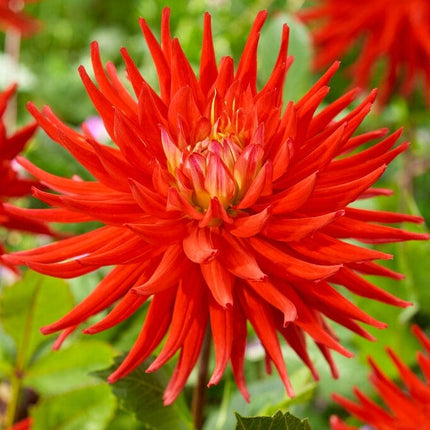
[299,0,430,105]
[330,325,430,430]
[3,9,428,404]
[0,0,40,36]
[0,84,54,274]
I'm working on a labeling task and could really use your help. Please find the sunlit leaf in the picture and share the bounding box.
[0,271,74,369]
[25,340,116,395]
[234,410,312,430]
[31,384,116,430]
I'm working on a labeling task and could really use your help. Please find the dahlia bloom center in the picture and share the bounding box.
[163,116,267,224]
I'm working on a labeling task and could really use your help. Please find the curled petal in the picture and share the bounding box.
[219,232,267,281]
[132,244,189,295]
[108,289,175,382]
[250,236,342,281]
[264,210,344,242]
[200,257,235,307]
[183,225,218,263]
[162,303,208,405]
[269,172,318,215]
[147,267,206,373]
[126,218,188,245]
[235,161,273,209]
[228,206,271,238]
[238,286,295,397]
[208,299,233,386]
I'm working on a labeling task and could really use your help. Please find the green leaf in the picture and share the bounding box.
[95,357,193,430]
[0,271,74,369]
[204,367,316,430]
[25,340,116,395]
[258,12,312,103]
[31,384,116,430]
[234,410,312,430]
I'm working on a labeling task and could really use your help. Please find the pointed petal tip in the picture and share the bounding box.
[40,325,54,335]
[107,373,119,384]
[418,232,430,240]
[90,40,99,51]
[162,392,176,406]
[285,381,295,398]
[282,308,298,327]
[0,254,19,265]
[239,388,251,403]
[130,286,146,296]
[400,300,414,308]
[256,10,269,21]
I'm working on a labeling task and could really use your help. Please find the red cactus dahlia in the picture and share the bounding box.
[330,325,430,430]
[3,9,428,404]
[0,0,40,36]
[0,84,54,274]
[299,0,430,105]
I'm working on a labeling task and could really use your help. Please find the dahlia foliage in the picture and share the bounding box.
[3,9,428,404]
[0,84,54,274]
[330,325,430,430]
[300,0,430,105]
[0,0,40,36]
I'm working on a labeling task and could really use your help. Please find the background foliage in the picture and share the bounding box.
[1,0,429,429]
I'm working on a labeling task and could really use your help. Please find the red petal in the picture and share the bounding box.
[289,232,392,264]
[147,267,206,372]
[269,172,317,215]
[247,278,297,326]
[264,210,343,242]
[330,267,411,307]
[162,304,208,405]
[235,161,273,209]
[250,237,341,281]
[108,289,175,382]
[84,292,147,334]
[228,206,271,238]
[139,16,171,102]
[205,152,235,206]
[208,299,233,385]
[200,257,235,307]
[41,263,146,334]
[183,225,218,264]
[126,218,188,246]
[238,286,295,397]
[199,12,218,94]
[219,232,267,281]
[132,244,189,295]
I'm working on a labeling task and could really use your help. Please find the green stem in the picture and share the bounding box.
[191,326,211,430]
[4,369,23,429]
[4,281,40,428]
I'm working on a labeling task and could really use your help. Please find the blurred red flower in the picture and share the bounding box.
[0,84,54,274]
[331,325,430,430]
[0,0,40,36]
[3,9,428,404]
[8,417,32,430]
[299,0,430,105]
